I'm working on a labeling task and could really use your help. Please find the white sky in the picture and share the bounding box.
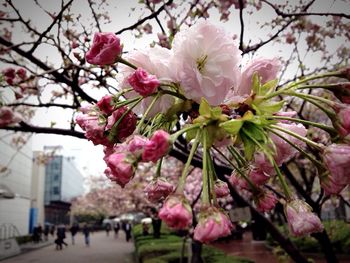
[2,0,349,181]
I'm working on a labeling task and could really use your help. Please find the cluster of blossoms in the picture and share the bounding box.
[76,20,350,242]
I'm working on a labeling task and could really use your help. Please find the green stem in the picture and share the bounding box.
[117,57,137,70]
[284,91,335,108]
[212,146,258,192]
[267,116,337,135]
[265,126,325,169]
[155,158,163,178]
[207,150,217,205]
[116,96,142,108]
[159,88,187,101]
[228,146,248,167]
[135,93,160,134]
[270,124,323,150]
[170,123,203,142]
[202,129,210,205]
[176,129,202,193]
[296,83,343,90]
[273,161,292,201]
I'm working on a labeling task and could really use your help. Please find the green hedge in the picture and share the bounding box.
[133,224,253,263]
[16,235,32,244]
[266,220,350,254]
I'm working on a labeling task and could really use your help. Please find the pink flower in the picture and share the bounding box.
[127,68,160,96]
[333,104,350,139]
[255,191,278,212]
[172,20,241,105]
[249,168,270,185]
[0,106,21,127]
[106,106,137,141]
[142,130,171,163]
[237,57,281,97]
[227,172,249,190]
[118,46,176,117]
[76,114,110,146]
[3,67,15,79]
[329,83,350,104]
[126,135,149,158]
[97,95,114,115]
[339,67,350,81]
[16,68,27,80]
[105,152,135,187]
[144,177,175,202]
[159,195,192,229]
[214,180,230,198]
[86,32,122,65]
[321,144,350,195]
[194,207,233,243]
[285,200,324,237]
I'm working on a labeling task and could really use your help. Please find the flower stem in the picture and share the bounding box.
[159,88,187,101]
[170,123,203,142]
[155,157,163,178]
[207,150,217,205]
[202,129,210,205]
[228,146,248,167]
[117,57,137,70]
[269,124,323,150]
[135,93,160,134]
[267,116,337,135]
[272,160,292,201]
[176,129,202,193]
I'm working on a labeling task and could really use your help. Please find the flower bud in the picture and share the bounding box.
[255,191,277,212]
[144,177,174,202]
[97,95,115,115]
[127,68,160,97]
[214,180,230,198]
[159,195,192,229]
[142,130,171,163]
[104,152,135,188]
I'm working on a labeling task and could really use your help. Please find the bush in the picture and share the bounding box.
[16,235,32,245]
[133,224,253,263]
[266,220,350,254]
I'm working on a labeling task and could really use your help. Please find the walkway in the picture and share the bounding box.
[1,231,134,263]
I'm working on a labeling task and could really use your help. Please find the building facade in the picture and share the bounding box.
[44,156,84,224]
[0,133,33,236]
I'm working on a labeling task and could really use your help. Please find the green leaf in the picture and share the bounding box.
[251,72,261,94]
[219,119,243,135]
[257,100,285,114]
[260,78,278,96]
[240,133,255,160]
[185,126,198,142]
[198,98,211,117]
[243,122,266,142]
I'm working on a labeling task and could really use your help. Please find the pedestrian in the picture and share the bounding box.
[82,224,90,247]
[113,221,120,238]
[70,223,79,245]
[50,225,55,237]
[44,224,50,241]
[142,222,149,236]
[55,224,68,250]
[32,225,40,243]
[37,224,43,242]
[124,221,132,242]
[105,223,111,237]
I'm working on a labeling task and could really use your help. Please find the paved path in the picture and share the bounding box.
[2,231,134,263]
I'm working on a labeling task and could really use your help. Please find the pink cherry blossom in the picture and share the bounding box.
[16,68,27,80]
[105,152,135,188]
[142,130,171,163]
[76,114,110,146]
[227,172,249,190]
[86,32,122,65]
[126,135,149,158]
[97,95,115,115]
[0,106,21,127]
[144,177,175,202]
[118,46,176,117]
[321,144,350,195]
[106,106,137,141]
[285,199,324,237]
[249,168,270,185]
[172,20,241,105]
[255,191,278,212]
[159,195,192,229]
[333,104,350,139]
[194,207,233,243]
[3,67,15,79]
[237,57,281,97]
[127,68,160,96]
[214,180,230,198]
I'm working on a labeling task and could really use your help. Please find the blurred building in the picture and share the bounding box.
[44,155,84,224]
[0,134,33,236]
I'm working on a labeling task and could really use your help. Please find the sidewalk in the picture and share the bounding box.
[1,231,135,263]
[19,240,54,254]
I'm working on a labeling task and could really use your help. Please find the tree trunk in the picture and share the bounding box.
[191,240,203,263]
[312,231,339,263]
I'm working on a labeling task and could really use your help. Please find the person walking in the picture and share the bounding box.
[82,224,90,247]
[124,222,132,242]
[69,223,79,245]
[43,224,50,242]
[113,221,120,239]
[105,223,111,237]
[55,224,68,250]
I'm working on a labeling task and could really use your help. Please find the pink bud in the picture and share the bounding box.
[255,191,278,212]
[194,207,233,243]
[144,177,175,202]
[105,152,135,188]
[214,180,230,198]
[159,195,192,229]
[127,135,149,158]
[285,200,324,237]
[333,104,350,139]
[16,68,27,80]
[0,106,21,127]
[227,172,249,190]
[97,95,115,115]
[321,144,350,195]
[86,32,122,65]
[3,67,15,79]
[71,40,79,49]
[142,130,171,163]
[127,68,160,97]
[106,106,137,141]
